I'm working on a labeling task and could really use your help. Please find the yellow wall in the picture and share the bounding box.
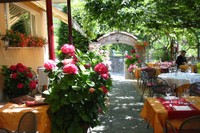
[0,3,48,101]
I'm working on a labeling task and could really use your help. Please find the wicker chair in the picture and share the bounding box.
[0,128,10,133]
[188,82,200,96]
[165,115,200,133]
[17,112,37,133]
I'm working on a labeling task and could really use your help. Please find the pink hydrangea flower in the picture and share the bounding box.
[62,59,75,65]
[44,60,56,70]
[101,73,109,79]
[61,44,75,56]
[63,63,78,74]
[94,63,108,74]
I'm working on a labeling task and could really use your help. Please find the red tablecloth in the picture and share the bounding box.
[158,98,200,119]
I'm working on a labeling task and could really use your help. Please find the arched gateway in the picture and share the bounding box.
[90,31,139,79]
[97,31,138,47]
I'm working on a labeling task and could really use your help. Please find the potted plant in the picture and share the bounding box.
[1,63,37,98]
[125,49,141,72]
[43,44,112,133]
[134,41,148,51]
[1,30,46,47]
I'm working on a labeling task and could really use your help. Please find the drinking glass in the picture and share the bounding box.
[182,89,190,98]
[165,88,172,97]
[165,88,172,106]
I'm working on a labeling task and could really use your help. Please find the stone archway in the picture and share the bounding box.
[97,31,138,47]
[90,31,139,79]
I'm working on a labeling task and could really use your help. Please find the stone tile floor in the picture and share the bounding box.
[89,73,154,133]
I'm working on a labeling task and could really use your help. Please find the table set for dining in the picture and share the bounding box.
[0,102,51,133]
[138,63,200,132]
[158,72,200,96]
[140,96,200,133]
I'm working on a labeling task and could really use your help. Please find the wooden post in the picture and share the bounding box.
[67,0,73,45]
[46,0,55,60]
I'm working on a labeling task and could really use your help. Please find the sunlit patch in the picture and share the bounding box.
[113,107,120,110]
[91,73,154,132]
[91,125,106,131]
[116,96,135,100]
[125,115,132,120]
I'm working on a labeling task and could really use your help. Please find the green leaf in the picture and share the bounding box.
[79,64,86,71]
[69,91,82,103]
[86,80,95,87]
[68,122,83,133]
[72,85,81,91]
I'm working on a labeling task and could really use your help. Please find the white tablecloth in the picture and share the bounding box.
[158,72,200,87]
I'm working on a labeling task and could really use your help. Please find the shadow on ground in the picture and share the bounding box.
[90,73,153,133]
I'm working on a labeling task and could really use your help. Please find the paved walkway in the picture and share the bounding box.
[90,73,153,133]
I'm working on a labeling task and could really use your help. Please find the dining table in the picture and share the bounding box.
[158,72,200,96]
[179,64,196,73]
[0,102,51,133]
[134,67,162,79]
[140,96,200,133]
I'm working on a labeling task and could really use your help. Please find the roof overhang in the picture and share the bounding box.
[0,0,66,3]
[31,1,87,37]
[0,0,41,3]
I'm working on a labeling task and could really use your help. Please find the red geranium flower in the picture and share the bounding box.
[17,83,24,89]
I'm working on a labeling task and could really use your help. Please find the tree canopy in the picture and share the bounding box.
[82,0,200,59]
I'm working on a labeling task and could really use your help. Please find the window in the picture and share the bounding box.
[6,3,35,35]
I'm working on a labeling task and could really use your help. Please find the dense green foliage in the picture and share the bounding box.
[83,0,200,59]
[56,0,200,61]
[56,6,90,59]
[44,45,112,133]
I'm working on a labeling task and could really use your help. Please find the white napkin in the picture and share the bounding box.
[173,106,192,111]
[163,96,179,100]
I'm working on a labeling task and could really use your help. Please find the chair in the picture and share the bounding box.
[141,76,169,99]
[150,84,174,97]
[0,128,10,133]
[188,82,200,96]
[142,67,156,78]
[150,77,177,97]
[140,70,152,101]
[139,70,149,89]
[160,68,169,73]
[165,115,200,133]
[152,77,168,85]
[17,112,37,133]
